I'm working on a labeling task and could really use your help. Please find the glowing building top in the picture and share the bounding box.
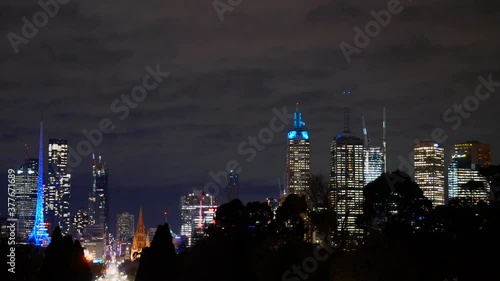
[287,102,309,140]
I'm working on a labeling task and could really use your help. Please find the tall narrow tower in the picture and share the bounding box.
[27,122,51,246]
[227,170,239,202]
[329,106,365,246]
[285,102,311,198]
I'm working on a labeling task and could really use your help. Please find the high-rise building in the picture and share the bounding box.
[88,153,109,235]
[285,102,311,199]
[180,189,217,247]
[414,141,445,207]
[116,212,135,243]
[227,170,239,202]
[46,138,71,235]
[361,111,387,185]
[12,158,38,241]
[116,212,134,260]
[131,207,147,261]
[27,122,51,246]
[448,141,491,202]
[329,108,365,245]
[72,208,89,239]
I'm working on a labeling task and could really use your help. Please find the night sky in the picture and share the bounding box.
[1,0,499,235]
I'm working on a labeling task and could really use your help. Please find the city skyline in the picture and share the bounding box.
[1,0,500,237]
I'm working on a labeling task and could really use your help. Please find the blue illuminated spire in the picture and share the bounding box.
[27,121,51,246]
[294,102,306,130]
[288,102,309,140]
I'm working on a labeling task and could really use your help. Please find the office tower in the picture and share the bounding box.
[116,212,134,260]
[27,122,51,246]
[329,107,365,245]
[116,212,135,242]
[46,138,71,235]
[361,111,386,186]
[82,224,105,262]
[88,153,109,235]
[13,158,38,241]
[414,141,445,206]
[448,141,491,202]
[72,208,89,239]
[285,102,311,198]
[131,207,147,260]
[227,170,239,202]
[180,189,217,247]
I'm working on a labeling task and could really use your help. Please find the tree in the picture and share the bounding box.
[135,223,178,281]
[360,170,432,235]
[39,226,91,281]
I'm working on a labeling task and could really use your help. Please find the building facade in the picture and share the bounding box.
[13,158,38,241]
[448,141,491,202]
[46,138,71,235]
[180,189,217,247]
[88,153,109,234]
[285,103,311,200]
[414,141,445,207]
[72,208,89,239]
[330,108,365,246]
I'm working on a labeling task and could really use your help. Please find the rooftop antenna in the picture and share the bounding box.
[342,91,352,133]
[361,115,369,148]
[383,107,387,172]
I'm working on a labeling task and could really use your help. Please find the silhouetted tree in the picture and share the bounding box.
[39,226,91,281]
[135,223,178,281]
[359,170,432,235]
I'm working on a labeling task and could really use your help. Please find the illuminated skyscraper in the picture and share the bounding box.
[227,170,239,202]
[414,141,445,206]
[180,189,217,247]
[330,108,365,244]
[46,138,71,235]
[116,212,135,242]
[13,158,38,241]
[285,102,311,199]
[448,141,491,202]
[88,153,109,235]
[72,208,89,239]
[116,212,134,260]
[27,122,51,246]
[361,110,386,186]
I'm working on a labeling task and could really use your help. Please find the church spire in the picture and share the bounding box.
[138,206,145,232]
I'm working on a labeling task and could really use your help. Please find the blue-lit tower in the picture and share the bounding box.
[27,122,51,246]
[285,102,311,197]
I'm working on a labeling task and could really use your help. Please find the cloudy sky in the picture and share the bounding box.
[1,0,499,234]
